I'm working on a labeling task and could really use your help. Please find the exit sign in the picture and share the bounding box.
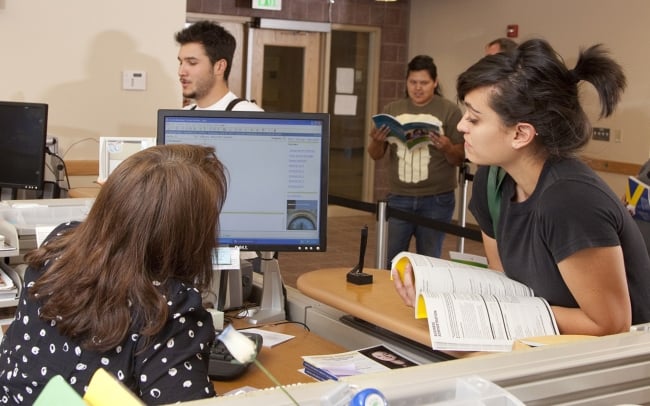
[252,0,282,10]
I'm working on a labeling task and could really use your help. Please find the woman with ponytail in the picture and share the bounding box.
[393,39,650,336]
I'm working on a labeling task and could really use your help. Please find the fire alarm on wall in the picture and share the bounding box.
[507,24,519,38]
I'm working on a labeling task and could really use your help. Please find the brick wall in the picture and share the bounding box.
[186,0,411,200]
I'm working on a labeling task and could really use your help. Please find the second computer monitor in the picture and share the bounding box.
[0,101,48,192]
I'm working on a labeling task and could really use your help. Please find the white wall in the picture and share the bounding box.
[0,0,186,186]
[409,0,650,195]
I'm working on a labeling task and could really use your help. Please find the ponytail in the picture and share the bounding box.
[571,44,626,118]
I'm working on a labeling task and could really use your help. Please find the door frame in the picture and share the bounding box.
[329,23,381,202]
[246,27,325,113]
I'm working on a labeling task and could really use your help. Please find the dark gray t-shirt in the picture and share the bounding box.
[470,159,650,324]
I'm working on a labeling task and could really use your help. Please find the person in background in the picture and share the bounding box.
[0,145,228,404]
[369,55,465,266]
[485,37,517,55]
[393,38,650,335]
[176,20,262,111]
[175,20,262,304]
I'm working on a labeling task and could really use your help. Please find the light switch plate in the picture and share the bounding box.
[122,70,146,90]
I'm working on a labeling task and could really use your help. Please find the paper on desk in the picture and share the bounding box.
[243,328,295,348]
[35,225,57,247]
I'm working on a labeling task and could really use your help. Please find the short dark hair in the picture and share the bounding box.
[406,55,442,96]
[487,37,518,53]
[457,38,626,159]
[175,20,236,80]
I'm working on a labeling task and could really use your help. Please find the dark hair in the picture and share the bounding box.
[457,38,626,158]
[487,37,518,53]
[175,20,236,80]
[406,55,443,97]
[27,144,228,351]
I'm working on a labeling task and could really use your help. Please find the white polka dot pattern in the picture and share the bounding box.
[0,223,216,404]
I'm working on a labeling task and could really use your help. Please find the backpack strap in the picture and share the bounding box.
[487,165,507,238]
[225,97,247,111]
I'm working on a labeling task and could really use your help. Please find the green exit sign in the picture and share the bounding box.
[252,0,282,10]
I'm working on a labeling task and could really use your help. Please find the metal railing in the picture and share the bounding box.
[328,163,480,269]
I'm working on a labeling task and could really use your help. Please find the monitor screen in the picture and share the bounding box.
[0,101,48,190]
[156,109,329,253]
[98,136,156,183]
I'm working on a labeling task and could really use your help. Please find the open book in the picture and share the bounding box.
[392,252,559,352]
[302,344,418,381]
[625,176,650,222]
[372,113,443,150]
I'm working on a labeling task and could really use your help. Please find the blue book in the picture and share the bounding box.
[372,113,442,150]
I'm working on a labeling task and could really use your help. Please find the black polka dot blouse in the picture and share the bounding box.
[0,223,217,404]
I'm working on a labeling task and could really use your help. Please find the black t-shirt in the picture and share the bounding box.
[470,159,650,324]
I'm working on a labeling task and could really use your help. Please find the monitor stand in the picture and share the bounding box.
[247,251,286,325]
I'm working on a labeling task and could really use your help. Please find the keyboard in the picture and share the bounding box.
[208,330,264,380]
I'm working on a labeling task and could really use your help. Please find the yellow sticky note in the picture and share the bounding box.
[83,368,144,406]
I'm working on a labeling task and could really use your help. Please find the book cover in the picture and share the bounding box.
[302,344,418,381]
[303,364,340,382]
[625,176,650,222]
[372,113,443,150]
[448,250,488,268]
[391,252,559,352]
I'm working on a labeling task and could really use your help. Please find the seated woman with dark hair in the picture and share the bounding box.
[0,144,228,404]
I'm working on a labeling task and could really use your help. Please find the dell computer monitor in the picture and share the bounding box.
[0,101,48,192]
[157,109,329,323]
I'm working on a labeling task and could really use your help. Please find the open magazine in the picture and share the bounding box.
[302,344,418,381]
[372,113,443,150]
[392,252,559,352]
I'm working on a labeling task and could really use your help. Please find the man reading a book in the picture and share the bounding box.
[368,55,465,266]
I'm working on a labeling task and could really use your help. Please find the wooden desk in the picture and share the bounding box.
[297,268,432,347]
[212,322,345,395]
[298,269,583,358]
[67,187,101,198]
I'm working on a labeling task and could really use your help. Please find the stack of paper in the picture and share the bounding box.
[302,345,418,381]
[0,267,18,302]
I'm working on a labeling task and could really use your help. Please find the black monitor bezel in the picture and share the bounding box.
[156,109,329,253]
[0,101,48,191]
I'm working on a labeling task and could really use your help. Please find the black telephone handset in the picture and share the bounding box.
[346,225,373,285]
